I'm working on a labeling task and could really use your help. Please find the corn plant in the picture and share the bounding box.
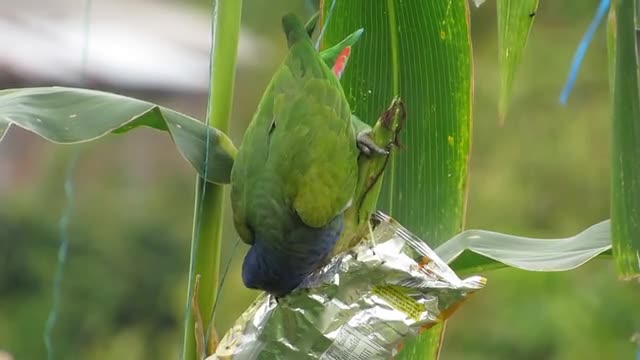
[0,0,637,359]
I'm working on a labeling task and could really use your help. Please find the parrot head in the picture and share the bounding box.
[241,213,344,297]
[241,240,301,297]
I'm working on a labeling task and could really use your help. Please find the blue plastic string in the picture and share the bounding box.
[559,0,610,105]
[43,151,80,360]
[43,0,91,358]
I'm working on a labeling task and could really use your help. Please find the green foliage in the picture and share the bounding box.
[448,6,627,357]
[439,220,611,275]
[445,262,639,360]
[609,0,640,278]
[0,87,236,184]
[497,0,539,122]
[0,191,189,359]
[321,0,472,358]
[182,1,243,359]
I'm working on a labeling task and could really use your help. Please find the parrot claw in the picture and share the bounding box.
[357,131,389,156]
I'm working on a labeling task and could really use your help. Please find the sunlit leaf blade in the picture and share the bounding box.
[0,87,236,184]
[322,0,472,254]
[436,220,612,275]
[610,0,640,278]
[497,0,539,121]
[322,1,472,359]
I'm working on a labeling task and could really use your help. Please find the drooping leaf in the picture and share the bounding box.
[436,220,612,275]
[0,87,236,184]
[497,0,539,121]
[609,0,640,278]
[322,1,473,359]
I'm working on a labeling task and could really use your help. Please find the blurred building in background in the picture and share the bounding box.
[0,0,274,192]
[0,0,270,92]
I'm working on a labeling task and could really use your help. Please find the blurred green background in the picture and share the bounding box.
[1,0,638,359]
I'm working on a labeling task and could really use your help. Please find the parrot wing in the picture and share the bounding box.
[269,17,359,229]
[230,14,359,246]
[271,77,358,229]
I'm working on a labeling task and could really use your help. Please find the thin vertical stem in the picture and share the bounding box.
[611,0,640,278]
[182,0,243,359]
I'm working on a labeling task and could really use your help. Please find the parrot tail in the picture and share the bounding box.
[282,13,311,49]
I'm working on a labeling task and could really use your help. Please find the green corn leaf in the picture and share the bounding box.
[436,220,612,276]
[0,87,236,185]
[497,0,539,122]
[609,0,640,278]
[607,6,616,97]
[322,1,472,358]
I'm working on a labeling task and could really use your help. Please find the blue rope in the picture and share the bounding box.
[559,0,610,105]
[43,151,80,360]
[43,0,91,358]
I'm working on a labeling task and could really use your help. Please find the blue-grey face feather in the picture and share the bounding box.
[242,213,343,297]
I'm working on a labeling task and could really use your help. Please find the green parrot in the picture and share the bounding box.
[230,13,384,296]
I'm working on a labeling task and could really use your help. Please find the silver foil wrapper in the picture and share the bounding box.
[211,212,485,360]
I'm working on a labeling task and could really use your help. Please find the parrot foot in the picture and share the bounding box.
[357,131,389,156]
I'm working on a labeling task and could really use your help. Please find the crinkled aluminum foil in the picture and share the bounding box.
[211,212,485,360]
